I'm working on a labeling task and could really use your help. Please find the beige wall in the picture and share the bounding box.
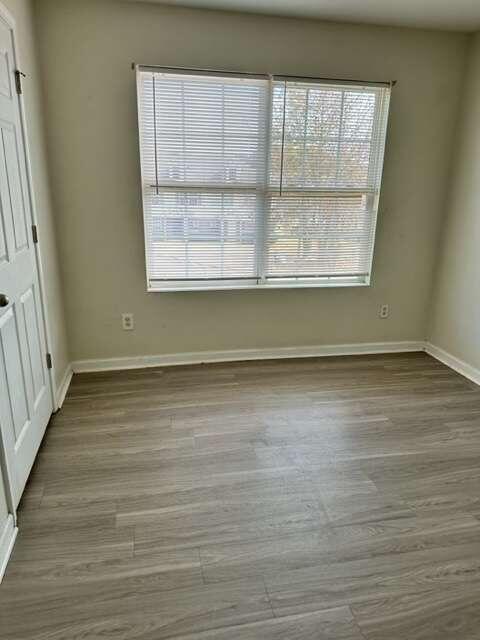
[35,0,467,361]
[4,0,69,388]
[429,33,480,368]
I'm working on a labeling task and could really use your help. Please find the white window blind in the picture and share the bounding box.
[136,68,391,291]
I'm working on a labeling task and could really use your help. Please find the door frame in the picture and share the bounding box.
[0,2,56,515]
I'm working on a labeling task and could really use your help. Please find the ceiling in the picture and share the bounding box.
[126,0,480,32]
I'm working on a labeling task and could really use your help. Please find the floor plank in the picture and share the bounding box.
[1,352,480,639]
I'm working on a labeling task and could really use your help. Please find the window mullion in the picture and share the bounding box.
[255,75,273,284]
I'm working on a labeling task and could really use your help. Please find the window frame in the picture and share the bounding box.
[136,67,391,292]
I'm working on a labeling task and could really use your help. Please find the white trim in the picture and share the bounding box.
[55,365,73,410]
[72,340,425,373]
[425,343,480,387]
[0,514,17,583]
[149,277,369,292]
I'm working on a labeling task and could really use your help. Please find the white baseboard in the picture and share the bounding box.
[425,342,480,387]
[0,514,17,583]
[55,364,73,409]
[72,340,425,373]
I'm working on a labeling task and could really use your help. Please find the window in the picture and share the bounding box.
[136,67,391,291]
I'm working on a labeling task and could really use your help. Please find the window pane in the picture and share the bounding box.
[138,71,269,284]
[266,194,375,277]
[140,73,268,188]
[265,80,390,282]
[145,190,258,280]
[270,81,384,191]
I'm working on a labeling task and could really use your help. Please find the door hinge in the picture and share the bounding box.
[32,224,38,244]
[14,70,25,95]
[46,353,52,370]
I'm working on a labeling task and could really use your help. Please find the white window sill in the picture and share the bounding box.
[148,277,370,292]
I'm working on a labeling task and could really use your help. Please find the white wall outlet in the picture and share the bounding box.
[379,304,389,319]
[122,313,134,331]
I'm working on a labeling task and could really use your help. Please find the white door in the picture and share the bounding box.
[0,13,52,507]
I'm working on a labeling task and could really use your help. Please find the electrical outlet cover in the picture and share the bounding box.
[122,313,134,330]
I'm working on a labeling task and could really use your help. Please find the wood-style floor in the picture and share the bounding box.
[2,353,480,639]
